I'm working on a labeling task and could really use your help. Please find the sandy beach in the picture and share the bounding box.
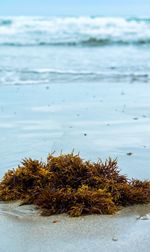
[0,15,150,251]
[0,80,150,251]
[0,202,150,252]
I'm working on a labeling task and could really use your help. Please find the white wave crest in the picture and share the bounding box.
[0,16,150,46]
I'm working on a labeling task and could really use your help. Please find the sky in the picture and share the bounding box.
[0,0,150,16]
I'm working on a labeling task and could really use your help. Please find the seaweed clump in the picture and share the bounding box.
[0,153,150,217]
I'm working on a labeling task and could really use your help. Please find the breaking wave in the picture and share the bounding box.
[0,16,150,47]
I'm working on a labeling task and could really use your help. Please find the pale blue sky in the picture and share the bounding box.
[0,0,150,16]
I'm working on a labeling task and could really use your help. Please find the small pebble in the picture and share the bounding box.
[137,215,149,221]
[126,152,133,156]
[112,237,118,241]
[52,220,59,224]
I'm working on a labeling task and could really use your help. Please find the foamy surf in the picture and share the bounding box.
[0,16,150,46]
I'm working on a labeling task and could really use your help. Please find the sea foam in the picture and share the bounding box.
[0,16,150,46]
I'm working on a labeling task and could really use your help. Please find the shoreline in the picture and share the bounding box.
[0,80,150,250]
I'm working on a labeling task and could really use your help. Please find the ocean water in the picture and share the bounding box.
[0,16,150,85]
[0,16,150,179]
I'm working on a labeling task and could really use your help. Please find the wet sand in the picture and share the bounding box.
[0,81,150,251]
[0,202,150,252]
[0,81,150,179]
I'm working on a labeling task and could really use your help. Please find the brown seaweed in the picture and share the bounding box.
[0,153,150,217]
